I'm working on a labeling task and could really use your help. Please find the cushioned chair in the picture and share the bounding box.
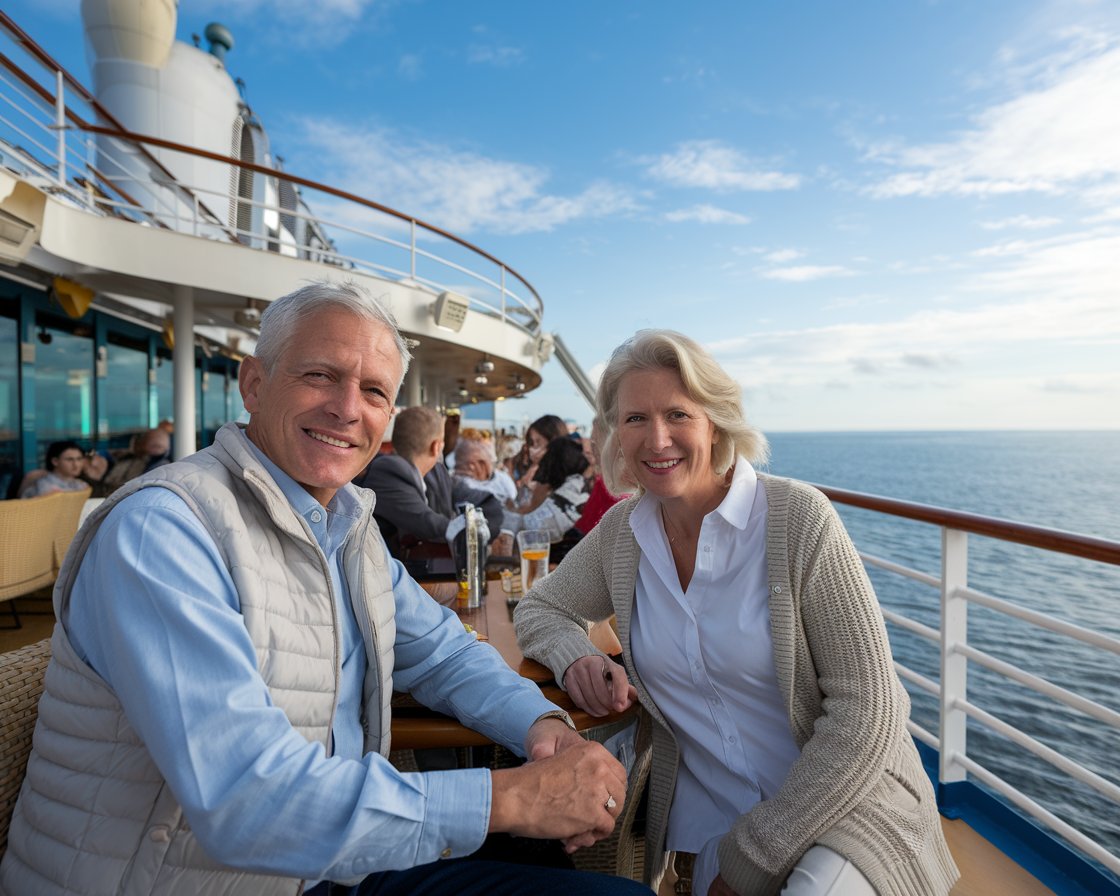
[0,495,61,628]
[0,638,50,859]
[50,485,91,573]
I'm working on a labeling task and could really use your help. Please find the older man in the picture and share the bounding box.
[454,436,518,504]
[0,282,644,896]
[356,406,505,559]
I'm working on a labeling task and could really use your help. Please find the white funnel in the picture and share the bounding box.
[81,0,177,68]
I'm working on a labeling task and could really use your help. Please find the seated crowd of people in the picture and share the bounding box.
[352,409,627,564]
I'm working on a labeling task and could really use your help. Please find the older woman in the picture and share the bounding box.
[515,331,958,896]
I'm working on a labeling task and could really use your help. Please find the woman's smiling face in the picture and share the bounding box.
[615,366,721,505]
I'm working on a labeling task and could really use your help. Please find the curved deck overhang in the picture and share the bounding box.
[4,172,545,412]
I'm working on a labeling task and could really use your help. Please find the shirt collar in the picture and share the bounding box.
[241,437,364,537]
[715,459,757,530]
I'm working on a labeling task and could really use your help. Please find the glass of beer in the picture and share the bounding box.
[516,529,551,593]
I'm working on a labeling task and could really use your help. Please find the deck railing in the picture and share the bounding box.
[813,484,1120,879]
[0,11,543,336]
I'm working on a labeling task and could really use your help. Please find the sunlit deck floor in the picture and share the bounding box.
[0,592,55,653]
[942,817,1054,896]
[0,596,1055,896]
[655,822,1054,895]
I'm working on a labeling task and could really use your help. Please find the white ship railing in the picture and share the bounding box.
[0,12,543,336]
[814,483,1120,879]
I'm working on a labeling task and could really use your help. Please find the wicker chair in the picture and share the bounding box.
[0,494,62,628]
[569,712,652,881]
[50,486,91,573]
[486,712,653,882]
[0,638,51,859]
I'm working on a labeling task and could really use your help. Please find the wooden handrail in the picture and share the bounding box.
[811,483,1120,566]
[78,123,545,317]
[0,9,544,320]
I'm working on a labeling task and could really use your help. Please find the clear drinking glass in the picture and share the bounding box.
[516,529,551,592]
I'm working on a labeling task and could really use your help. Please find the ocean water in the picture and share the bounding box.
[763,431,1120,860]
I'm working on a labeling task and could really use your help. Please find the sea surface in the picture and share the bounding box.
[763,431,1120,861]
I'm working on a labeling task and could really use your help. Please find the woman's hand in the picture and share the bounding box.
[563,655,637,717]
[519,462,539,488]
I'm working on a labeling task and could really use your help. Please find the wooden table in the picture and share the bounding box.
[390,579,632,749]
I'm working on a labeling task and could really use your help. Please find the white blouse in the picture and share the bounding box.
[629,460,801,893]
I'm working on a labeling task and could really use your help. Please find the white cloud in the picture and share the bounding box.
[869,36,1120,201]
[191,0,389,46]
[467,44,525,66]
[762,248,804,263]
[980,214,1061,230]
[642,140,801,192]
[664,204,750,224]
[288,118,637,234]
[1041,376,1111,394]
[707,232,1120,399]
[974,230,1120,305]
[760,265,854,282]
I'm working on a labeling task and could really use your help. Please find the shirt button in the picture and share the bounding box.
[310,510,323,523]
[728,736,737,744]
[440,847,453,859]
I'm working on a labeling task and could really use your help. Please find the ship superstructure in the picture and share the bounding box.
[1,0,569,475]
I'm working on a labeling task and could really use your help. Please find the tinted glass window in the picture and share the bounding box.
[0,313,18,496]
[103,333,150,443]
[34,321,93,462]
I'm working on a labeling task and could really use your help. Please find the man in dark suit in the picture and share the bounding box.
[356,406,503,558]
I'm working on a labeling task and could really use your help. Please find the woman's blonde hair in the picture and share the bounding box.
[596,329,768,494]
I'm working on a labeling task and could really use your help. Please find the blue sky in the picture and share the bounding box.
[17,0,1120,431]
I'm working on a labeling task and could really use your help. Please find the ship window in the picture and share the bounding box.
[102,332,151,448]
[33,317,94,462]
[155,348,173,424]
[192,359,244,448]
[0,312,18,497]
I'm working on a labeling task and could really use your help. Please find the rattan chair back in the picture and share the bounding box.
[0,495,59,602]
[0,638,50,858]
[50,486,91,573]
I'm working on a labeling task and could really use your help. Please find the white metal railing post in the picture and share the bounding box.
[410,220,417,281]
[55,70,66,186]
[940,526,969,783]
[500,265,507,321]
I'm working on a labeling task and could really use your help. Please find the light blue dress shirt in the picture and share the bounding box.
[65,437,560,882]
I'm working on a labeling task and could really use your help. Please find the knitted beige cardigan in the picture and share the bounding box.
[515,474,959,896]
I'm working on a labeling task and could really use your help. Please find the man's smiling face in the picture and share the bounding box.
[240,306,401,506]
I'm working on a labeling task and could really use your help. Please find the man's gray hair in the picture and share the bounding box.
[254,280,412,388]
[454,437,494,469]
[391,406,443,461]
[596,329,769,495]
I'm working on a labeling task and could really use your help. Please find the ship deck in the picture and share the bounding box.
[1,595,1055,896]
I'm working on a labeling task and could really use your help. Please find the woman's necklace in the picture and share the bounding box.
[661,506,687,546]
